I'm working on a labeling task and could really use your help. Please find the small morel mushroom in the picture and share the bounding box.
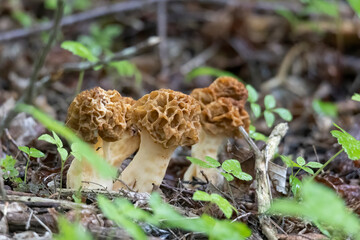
[66,87,140,189]
[183,76,250,187]
[113,89,201,193]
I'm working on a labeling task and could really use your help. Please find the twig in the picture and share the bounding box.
[240,123,288,240]
[31,209,53,235]
[0,1,64,136]
[0,0,162,42]
[180,43,220,75]
[61,36,160,72]
[3,195,95,210]
[239,126,261,157]
[157,0,169,80]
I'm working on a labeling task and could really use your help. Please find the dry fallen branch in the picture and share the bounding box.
[2,195,95,211]
[240,123,288,240]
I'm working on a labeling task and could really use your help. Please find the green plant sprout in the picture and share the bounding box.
[0,155,22,183]
[186,156,252,182]
[38,131,79,194]
[18,146,44,183]
[98,193,251,240]
[280,155,323,197]
[312,99,338,118]
[246,85,292,128]
[193,191,237,219]
[268,180,360,239]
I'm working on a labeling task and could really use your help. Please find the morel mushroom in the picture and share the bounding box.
[113,89,201,193]
[183,77,250,187]
[66,87,140,189]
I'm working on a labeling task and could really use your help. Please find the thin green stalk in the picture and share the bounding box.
[75,70,85,95]
[24,156,29,183]
[58,160,65,200]
[311,149,344,180]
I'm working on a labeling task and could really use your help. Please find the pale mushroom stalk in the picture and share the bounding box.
[183,128,225,185]
[67,136,110,189]
[102,130,140,167]
[113,130,176,193]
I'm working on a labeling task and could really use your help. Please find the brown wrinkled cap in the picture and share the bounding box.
[131,89,201,148]
[122,97,136,124]
[66,87,127,144]
[209,76,248,109]
[190,77,250,137]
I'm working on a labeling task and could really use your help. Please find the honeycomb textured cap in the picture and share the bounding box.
[131,89,201,148]
[122,97,136,123]
[66,87,127,144]
[209,76,248,109]
[190,77,250,137]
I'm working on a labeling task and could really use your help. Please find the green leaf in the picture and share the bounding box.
[58,148,69,161]
[193,190,212,201]
[236,172,253,181]
[264,95,276,109]
[331,123,360,160]
[273,108,293,122]
[222,159,252,181]
[304,0,338,18]
[222,159,241,173]
[52,131,63,148]
[61,41,98,62]
[109,60,142,85]
[246,85,258,102]
[249,131,268,141]
[348,0,360,17]
[15,104,117,179]
[296,157,306,166]
[29,148,45,158]
[305,162,323,168]
[352,93,360,102]
[54,216,93,240]
[38,134,56,145]
[186,156,218,168]
[98,195,147,240]
[269,180,360,238]
[301,166,314,175]
[312,99,338,118]
[289,175,302,197]
[221,172,234,181]
[11,10,32,28]
[250,103,261,118]
[193,191,236,219]
[204,156,221,168]
[264,110,275,128]
[280,155,294,168]
[185,67,242,83]
[18,146,30,156]
[210,194,236,219]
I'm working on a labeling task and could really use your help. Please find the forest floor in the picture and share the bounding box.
[0,0,359,239]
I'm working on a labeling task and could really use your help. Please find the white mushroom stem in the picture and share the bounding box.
[67,137,114,190]
[113,130,176,193]
[67,132,140,190]
[183,128,225,186]
[102,130,140,167]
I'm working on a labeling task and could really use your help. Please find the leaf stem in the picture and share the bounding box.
[75,70,85,95]
[24,156,29,183]
[311,149,344,180]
